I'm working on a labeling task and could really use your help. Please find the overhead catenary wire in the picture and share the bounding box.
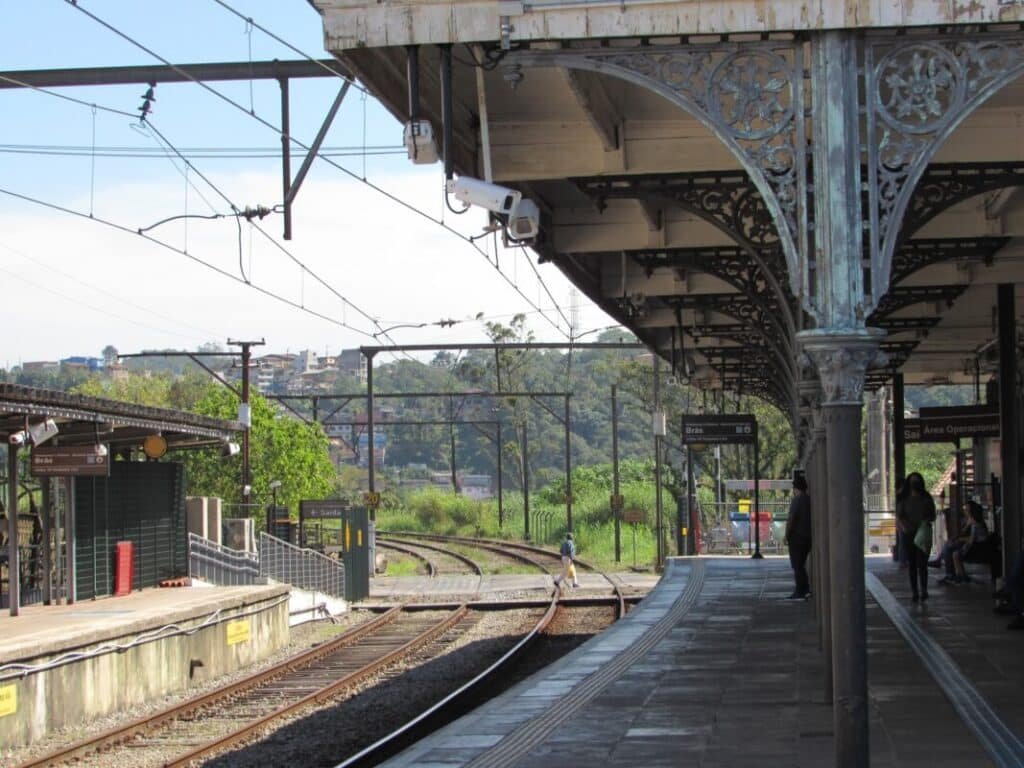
[0,240,229,340]
[64,0,572,339]
[0,186,381,339]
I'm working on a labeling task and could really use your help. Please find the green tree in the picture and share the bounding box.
[182,387,336,516]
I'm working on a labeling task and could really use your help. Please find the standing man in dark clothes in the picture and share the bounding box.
[785,475,812,599]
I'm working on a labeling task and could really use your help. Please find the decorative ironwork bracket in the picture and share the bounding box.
[889,237,1010,285]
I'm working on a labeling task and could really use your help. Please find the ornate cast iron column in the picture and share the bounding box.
[800,30,885,768]
[813,407,832,704]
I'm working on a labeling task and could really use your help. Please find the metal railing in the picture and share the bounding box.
[187,533,260,586]
[258,532,345,599]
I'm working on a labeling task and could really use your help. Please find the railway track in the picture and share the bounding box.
[381,531,627,618]
[20,606,468,768]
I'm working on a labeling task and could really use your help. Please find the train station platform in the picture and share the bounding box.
[0,583,290,747]
[381,556,1024,767]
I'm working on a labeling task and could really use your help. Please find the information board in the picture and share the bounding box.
[681,414,757,445]
[904,405,1000,443]
[30,445,110,477]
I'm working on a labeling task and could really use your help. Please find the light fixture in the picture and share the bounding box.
[8,431,27,446]
[27,418,59,446]
[221,440,241,457]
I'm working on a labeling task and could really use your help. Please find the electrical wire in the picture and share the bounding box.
[0,186,379,338]
[0,240,228,339]
[0,143,404,159]
[64,0,571,339]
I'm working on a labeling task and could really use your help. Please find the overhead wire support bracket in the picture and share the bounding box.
[280,79,351,240]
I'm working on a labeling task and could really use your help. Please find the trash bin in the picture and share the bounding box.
[114,541,133,596]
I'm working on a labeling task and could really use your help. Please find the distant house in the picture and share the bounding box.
[294,349,319,373]
[338,349,367,383]
[60,356,104,373]
[20,361,60,374]
[461,474,494,500]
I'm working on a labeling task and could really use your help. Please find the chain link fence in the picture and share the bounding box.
[258,532,345,598]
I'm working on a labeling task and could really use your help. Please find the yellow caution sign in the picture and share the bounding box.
[0,684,16,718]
[226,619,251,646]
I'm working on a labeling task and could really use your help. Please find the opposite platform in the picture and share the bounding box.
[0,584,290,746]
[380,556,1004,767]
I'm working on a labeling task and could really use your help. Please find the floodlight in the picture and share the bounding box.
[8,431,26,446]
[28,418,59,446]
[221,440,241,457]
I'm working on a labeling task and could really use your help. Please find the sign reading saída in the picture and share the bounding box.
[300,500,348,519]
[681,414,757,445]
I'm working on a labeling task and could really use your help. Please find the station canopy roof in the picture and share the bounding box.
[0,384,240,451]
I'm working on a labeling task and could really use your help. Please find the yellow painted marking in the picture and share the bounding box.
[226,619,251,646]
[345,522,351,551]
[357,529,363,546]
[0,684,16,718]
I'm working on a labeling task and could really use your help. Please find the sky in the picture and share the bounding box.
[0,0,611,367]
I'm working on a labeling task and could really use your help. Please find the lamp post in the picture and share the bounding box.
[269,479,282,509]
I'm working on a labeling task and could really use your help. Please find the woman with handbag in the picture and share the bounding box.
[895,472,937,603]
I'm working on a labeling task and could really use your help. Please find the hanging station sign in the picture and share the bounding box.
[904,405,1000,443]
[30,445,110,477]
[681,414,757,445]
[299,500,349,519]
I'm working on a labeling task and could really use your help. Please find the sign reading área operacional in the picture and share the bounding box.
[904,405,1000,444]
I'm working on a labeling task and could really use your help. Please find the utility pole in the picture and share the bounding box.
[564,394,572,533]
[611,384,621,563]
[449,395,459,493]
[228,338,265,507]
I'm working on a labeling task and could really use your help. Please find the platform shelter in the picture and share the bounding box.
[310,3,1024,764]
[0,384,240,615]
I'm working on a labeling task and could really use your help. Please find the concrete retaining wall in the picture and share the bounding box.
[0,586,290,747]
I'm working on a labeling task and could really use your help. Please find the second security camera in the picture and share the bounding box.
[447,176,540,241]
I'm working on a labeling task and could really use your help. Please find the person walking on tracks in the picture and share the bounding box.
[553,532,579,590]
[785,474,812,600]
[896,471,937,603]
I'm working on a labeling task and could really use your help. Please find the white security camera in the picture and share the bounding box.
[447,176,540,241]
[8,431,27,446]
[448,176,521,215]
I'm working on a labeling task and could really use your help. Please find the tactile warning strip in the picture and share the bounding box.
[465,559,707,768]
[866,572,1024,768]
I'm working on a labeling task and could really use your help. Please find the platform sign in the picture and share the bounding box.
[0,684,15,718]
[30,445,110,477]
[905,405,1000,443]
[681,415,757,445]
[226,619,251,646]
[300,500,347,519]
[623,507,645,524]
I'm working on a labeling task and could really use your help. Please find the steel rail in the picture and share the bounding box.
[384,532,551,575]
[163,606,470,768]
[17,605,405,767]
[335,589,561,767]
[383,531,628,619]
[377,536,484,577]
[375,539,438,577]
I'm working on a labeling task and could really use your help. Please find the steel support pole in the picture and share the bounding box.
[449,395,458,493]
[497,421,504,528]
[41,479,52,605]
[998,284,1020,572]
[815,420,833,703]
[612,384,621,562]
[65,476,76,604]
[824,403,868,765]
[752,437,763,559]
[564,394,572,532]
[522,424,530,541]
[279,77,292,240]
[893,373,906,490]
[7,444,19,616]
[654,357,664,568]
[366,351,376,520]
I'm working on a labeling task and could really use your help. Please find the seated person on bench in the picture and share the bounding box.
[940,501,989,585]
